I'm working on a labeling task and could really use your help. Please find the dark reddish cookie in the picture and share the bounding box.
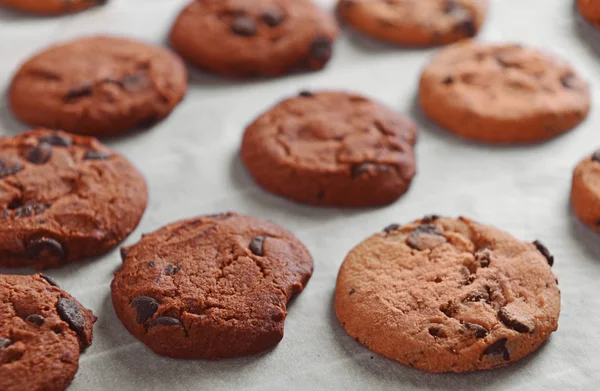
[577,0,600,29]
[111,212,313,359]
[169,0,338,78]
[0,129,148,269]
[335,216,560,373]
[571,149,600,232]
[241,91,417,207]
[0,0,106,15]
[9,36,187,137]
[0,274,96,391]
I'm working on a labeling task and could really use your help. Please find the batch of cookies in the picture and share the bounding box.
[0,0,598,389]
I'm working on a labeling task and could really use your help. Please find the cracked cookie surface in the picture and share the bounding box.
[0,274,96,391]
[419,41,590,143]
[0,0,106,15]
[571,149,600,232]
[9,36,188,137]
[337,0,487,46]
[111,212,313,359]
[0,129,147,269]
[334,216,560,373]
[241,91,417,207]
[169,0,338,78]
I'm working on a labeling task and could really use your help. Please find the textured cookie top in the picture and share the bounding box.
[338,0,487,46]
[9,36,187,137]
[111,213,313,359]
[170,0,338,77]
[0,0,106,15]
[0,274,96,391]
[335,216,560,373]
[0,129,147,269]
[420,41,590,121]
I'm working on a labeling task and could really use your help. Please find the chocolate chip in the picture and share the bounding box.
[533,240,554,266]
[56,298,85,338]
[83,151,109,160]
[592,150,600,163]
[148,316,182,329]
[0,159,23,179]
[454,18,476,37]
[64,83,93,101]
[260,7,285,27]
[165,264,182,275]
[148,261,156,267]
[299,90,314,97]
[442,76,454,85]
[561,74,578,89]
[464,322,488,338]
[383,224,400,233]
[131,296,159,324]
[309,37,333,61]
[231,16,257,36]
[249,236,267,256]
[0,338,12,350]
[428,327,447,338]
[26,314,45,326]
[498,307,532,333]
[349,288,356,295]
[406,225,447,251]
[351,162,394,178]
[422,215,440,224]
[446,2,476,37]
[439,301,458,317]
[483,338,510,361]
[40,274,59,287]
[26,238,65,262]
[26,143,53,164]
[120,248,129,262]
[39,134,72,147]
[15,202,47,218]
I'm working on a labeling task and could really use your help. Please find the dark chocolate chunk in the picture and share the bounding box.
[483,338,510,361]
[383,224,400,233]
[533,240,554,267]
[131,296,159,324]
[0,338,12,350]
[56,298,85,338]
[428,327,447,338]
[261,7,285,27]
[406,225,447,251]
[591,150,600,163]
[26,238,65,262]
[148,316,182,329]
[41,274,60,287]
[120,248,129,262]
[26,314,45,326]
[351,162,394,178]
[249,236,267,256]
[148,260,156,268]
[422,215,440,224]
[165,264,182,275]
[15,202,48,218]
[83,151,109,160]
[454,18,476,37]
[39,134,72,147]
[299,90,314,97]
[231,16,257,36]
[0,159,23,179]
[309,37,333,61]
[498,307,532,333]
[64,83,93,101]
[561,74,577,89]
[349,288,356,295]
[464,322,488,338]
[442,76,454,85]
[26,143,53,165]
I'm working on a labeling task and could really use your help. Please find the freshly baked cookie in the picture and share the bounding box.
[241,91,417,207]
[111,212,313,359]
[0,129,148,269]
[419,41,590,144]
[335,216,560,373]
[169,0,338,78]
[570,150,600,231]
[338,0,487,46]
[0,274,96,391]
[0,0,105,15]
[577,0,600,29]
[9,36,187,137]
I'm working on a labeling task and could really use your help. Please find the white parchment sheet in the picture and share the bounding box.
[1,0,599,389]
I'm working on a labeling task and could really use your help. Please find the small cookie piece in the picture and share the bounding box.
[577,0,600,29]
[169,0,338,78]
[0,0,106,15]
[0,129,148,269]
[419,41,590,144]
[9,36,187,137]
[335,216,560,373]
[571,149,600,231]
[111,213,313,359]
[0,274,96,391]
[241,91,417,207]
[338,0,487,46]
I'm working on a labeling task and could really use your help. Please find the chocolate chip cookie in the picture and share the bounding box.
[111,212,313,359]
[9,36,188,137]
[0,129,148,269]
[419,41,590,143]
[570,149,600,232]
[0,274,96,391]
[335,216,560,373]
[241,91,417,207]
[169,0,338,78]
[577,0,600,29]
[0,0,106,15]
[337,0,487,46]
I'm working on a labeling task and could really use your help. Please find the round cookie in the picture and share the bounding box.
[241,91,417,207]
[338,0,488,47]
[0,129,148,269]
[169,0,338,78]
[419,41,590,144]
[577,0,600,29]
[9,36,188,137]
[570,149,600,231]
[111,212,313,359]
[0,274,96,391]
[334,215,560,373]
[0,0,105,15]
